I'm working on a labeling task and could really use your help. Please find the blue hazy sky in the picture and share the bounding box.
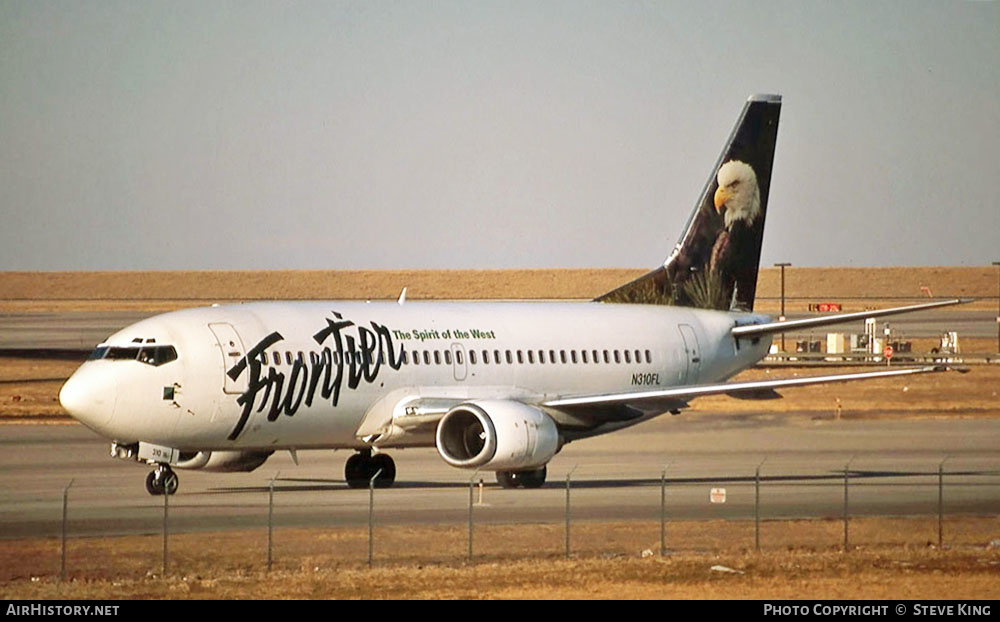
[1,1,997,271]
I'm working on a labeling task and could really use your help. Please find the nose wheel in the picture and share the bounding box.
[145,465,179,496]
[345,450,396,489]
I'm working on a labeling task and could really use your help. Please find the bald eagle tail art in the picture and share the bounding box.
[597,94,781,311]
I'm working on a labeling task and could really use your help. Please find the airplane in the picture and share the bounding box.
[59,94,968,495]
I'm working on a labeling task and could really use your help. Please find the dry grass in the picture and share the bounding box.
[0,358,81,418]
[3,517,1000,599]
[0,266,996,312]
[693,365,1000,419]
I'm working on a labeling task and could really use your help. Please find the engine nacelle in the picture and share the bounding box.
[435,400,560,471]
[173,450,274,472]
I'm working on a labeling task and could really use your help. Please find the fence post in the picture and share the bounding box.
[468,471,478,562]
[565,466,577,559]
[755,458,766,552]
[660,467,667,556]
[60,479,74,582]
[163,485,169,576]
[268,471,279,573]
[938,458,948,549]
[368,468,383,568]
[842,457,855,553]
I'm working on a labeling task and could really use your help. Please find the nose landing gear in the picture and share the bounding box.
[345,449,396,489]
[145,465,179,496]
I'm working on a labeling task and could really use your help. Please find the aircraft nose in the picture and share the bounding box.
[59,364,118,433]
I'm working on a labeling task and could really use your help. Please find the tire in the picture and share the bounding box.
[145,471,163,496]
[371,453,396,488]
[162,470,179,495]
[345,453,370,489]
[496,471,519,488]
[518,466,547,489]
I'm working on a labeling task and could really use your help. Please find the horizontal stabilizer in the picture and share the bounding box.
[732,299,973,339]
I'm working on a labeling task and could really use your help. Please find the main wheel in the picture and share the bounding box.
[371,453,396,488]
[518,465,547,489]
[345,451,397,489]
[496,471,519,488]
[345,453,370,489]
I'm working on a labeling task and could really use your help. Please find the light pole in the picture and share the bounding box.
[775,263,791,352]
[993,262,1000,354]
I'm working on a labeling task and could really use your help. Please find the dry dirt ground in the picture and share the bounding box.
[3,518,1000,600]
[0,266,996,311]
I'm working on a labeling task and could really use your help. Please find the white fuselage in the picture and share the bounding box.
[61,301,771,453]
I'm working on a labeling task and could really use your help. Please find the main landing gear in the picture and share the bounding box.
[496,465,547,489]
[345,449,396,489]
[145,464,179,496]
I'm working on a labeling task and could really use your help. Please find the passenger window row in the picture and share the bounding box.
[259,348,653,367]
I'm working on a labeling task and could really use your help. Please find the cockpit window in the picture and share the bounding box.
[88,346,110,361]
[90,345,178,367]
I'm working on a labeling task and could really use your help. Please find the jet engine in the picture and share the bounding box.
[435,400,560,471]
[173,450,274,472]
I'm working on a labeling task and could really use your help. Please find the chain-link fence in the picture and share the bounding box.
[4,457,999,582]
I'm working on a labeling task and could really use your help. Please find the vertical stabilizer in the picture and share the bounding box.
[597,94,781,311]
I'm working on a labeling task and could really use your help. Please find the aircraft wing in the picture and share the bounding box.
[542,365,957,412]
[732,299,972,339]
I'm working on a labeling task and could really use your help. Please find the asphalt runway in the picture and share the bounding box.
[2,413,998,540]
[0,308,995,351]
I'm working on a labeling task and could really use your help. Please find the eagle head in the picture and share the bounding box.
[713,160,761,229]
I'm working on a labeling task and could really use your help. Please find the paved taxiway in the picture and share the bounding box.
[2,413,998,540]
